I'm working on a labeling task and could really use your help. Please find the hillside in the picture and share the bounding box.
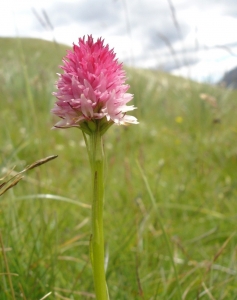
[0,37,68,70]
[1,37,237,299]
[220,65,237,88]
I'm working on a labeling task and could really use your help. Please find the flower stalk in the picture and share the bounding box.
[83,124,109,300]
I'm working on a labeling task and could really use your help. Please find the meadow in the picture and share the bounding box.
[1,37,237,299]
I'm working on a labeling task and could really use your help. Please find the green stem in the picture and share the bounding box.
[87,128,109,300]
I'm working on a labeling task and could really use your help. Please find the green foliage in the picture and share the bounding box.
[1,38,237,299]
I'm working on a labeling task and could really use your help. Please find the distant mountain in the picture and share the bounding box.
[220,66,237,88]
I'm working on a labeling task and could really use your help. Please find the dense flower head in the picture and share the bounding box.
[52,35,138,132]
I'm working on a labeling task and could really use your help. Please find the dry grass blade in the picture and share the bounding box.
[60,233,88,248]
[39,291,52,300]
[167,0,180,32]
[42,9,54,31]
[0,176,23,196]
[0,181,7,189]
[54,292,71,300]
[0,155,57,196]
[0,232,16,300]
[195,233,236,297]
[20,155,58,173]
[215,45,237,57]
[54,287,95,298]
[157,31,179,69]
[201,282,216,300]
[32,7,48,30]
[135,253,144,299]
[211,233,235,265]
[19,283,27,300]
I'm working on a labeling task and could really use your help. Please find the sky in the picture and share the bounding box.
[1,0,237,83]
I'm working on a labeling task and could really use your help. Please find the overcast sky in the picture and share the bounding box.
[1,0,237,83]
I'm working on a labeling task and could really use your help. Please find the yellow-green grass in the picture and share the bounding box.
[1,37,237,299]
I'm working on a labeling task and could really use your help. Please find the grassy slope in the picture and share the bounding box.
[0,37,237,299]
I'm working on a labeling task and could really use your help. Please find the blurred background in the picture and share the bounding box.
[1,0,237,84]
[1,1,237,299]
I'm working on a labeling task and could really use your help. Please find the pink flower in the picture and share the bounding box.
[52,35,138,131]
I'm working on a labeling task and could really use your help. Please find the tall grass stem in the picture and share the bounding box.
[136,160,182,299]
[16,38,38,133]
[0,232,16,300]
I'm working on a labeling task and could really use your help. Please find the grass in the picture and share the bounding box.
[1,37,237,299]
